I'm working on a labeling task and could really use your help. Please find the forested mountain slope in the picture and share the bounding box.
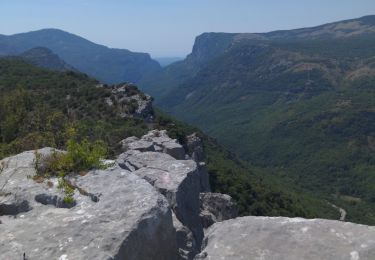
[139,15,375,224]
[19,47,76,71]
[0,58,340,221]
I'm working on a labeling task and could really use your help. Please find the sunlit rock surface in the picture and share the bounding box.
[196,216,375,260]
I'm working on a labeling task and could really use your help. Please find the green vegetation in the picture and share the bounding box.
[20,47,75,72]
[58,177,75,204]
[0,57,149,159]
[169,67,375,224]
[0,58,149,204]
[155,111,338,218]
[34,134,107,178]
[0,57,342,220]
[33,132,108,204]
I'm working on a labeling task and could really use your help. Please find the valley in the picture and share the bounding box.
[2,5,375,258]
[140,15,375,225]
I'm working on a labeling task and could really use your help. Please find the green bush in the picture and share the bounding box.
[34,134,107,203]
[64,136,107,173]
[58,177,75,204]
[35,137,107,178]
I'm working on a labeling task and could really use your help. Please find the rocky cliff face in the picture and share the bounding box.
[0,130,234,259]
[1,131,375,259]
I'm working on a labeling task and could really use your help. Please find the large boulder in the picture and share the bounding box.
[117,150,204,257]
[117,130,206,258]
[120,130,185,160]
[199,192,238,228]
[196,216,375,260]
[0,149,177,260]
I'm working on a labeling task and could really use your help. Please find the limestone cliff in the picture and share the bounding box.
[1,131,375,259]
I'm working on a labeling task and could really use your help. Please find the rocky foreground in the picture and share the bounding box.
[1,130,375,259]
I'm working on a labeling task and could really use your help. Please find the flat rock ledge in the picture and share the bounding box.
[195,216,375,260]
[0,148,177,260]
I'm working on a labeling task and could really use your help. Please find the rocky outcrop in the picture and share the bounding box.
[117,130,235,259]
[2,130,375,260]
[199,193,238,228]
[186,133,205,163]
[196,216,375,260]
[118,130,204,258]
[186,133,210,192]
[107,83,154,121]
[0,148,177,260]
[120,130,185,160]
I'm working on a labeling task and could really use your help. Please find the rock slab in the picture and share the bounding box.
[0,149,177,260]
[196,216,375,260]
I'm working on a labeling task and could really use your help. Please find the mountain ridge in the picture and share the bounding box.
[0,28,161,84]
[139,15,375,100]
[139,15,375,225]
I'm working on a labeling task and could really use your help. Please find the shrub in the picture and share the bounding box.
[64,138,107,173]
[58,176,75,204]
[35,138,107,177]
[34,135,107,204]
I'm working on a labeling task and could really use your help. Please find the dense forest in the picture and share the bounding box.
[139,21,375,224]
[0,57,339,219]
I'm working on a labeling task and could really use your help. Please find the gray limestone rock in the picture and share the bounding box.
[143,130,186,160]
[196,216,375,260]
[3,134,375,260]
[119,130,185,160]
[0,149,177,260]
[185,133,210,192]
[118,150,204,252]
[199,193,238,228]
[173,213,198,259]
[186,133,205,163]
[125,139,155,152]
[117,130,208,259]
[162,141,186,160]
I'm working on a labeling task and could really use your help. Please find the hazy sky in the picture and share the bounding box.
[1,0,374,57]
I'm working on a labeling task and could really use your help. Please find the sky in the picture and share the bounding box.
[1,0,375,57]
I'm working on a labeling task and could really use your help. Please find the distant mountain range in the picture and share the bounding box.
[140,15,375,99]
[139,15,375,224]
[0,28,161,83]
